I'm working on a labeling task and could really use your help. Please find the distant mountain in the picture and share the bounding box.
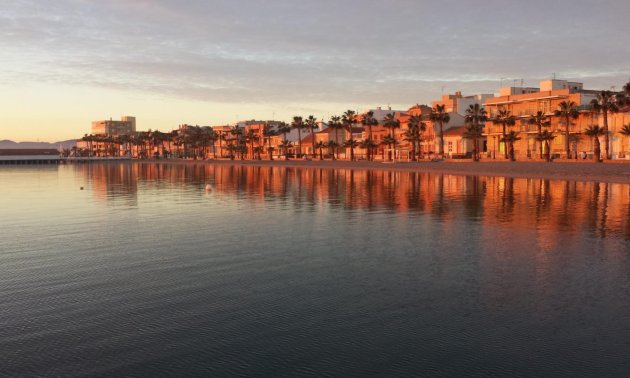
[0,139,76,150]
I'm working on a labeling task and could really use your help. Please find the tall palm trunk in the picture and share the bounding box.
[297,129,302,157]
[593,136,601,162]
[603,108,609,159]
[564,115,570,159]
[545,141,551,162]
[502,124,508,159]
[367,124,373,161]
[538,125,543,159]
[438,120,444,157]
[335,129,339,160]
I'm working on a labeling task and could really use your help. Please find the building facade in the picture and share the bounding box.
[91,116,136,136]
[484,80,598,160]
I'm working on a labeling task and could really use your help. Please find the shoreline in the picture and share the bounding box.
[131,158,630,184]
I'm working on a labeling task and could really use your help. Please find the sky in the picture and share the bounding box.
[1,0,629,142]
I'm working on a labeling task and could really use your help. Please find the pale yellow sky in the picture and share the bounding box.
[0,82,357,142]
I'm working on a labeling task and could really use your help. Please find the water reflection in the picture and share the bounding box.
[75,162,630,239]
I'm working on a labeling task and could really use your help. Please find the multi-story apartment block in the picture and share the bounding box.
[91,116,136,136]
[484,80,599,159]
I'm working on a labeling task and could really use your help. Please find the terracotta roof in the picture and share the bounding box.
[300,133,317,144]
[442,126,468,136]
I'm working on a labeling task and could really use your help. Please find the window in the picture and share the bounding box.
[448,141,453,152]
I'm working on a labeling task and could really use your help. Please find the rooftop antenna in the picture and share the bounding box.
[552,72,556,80]
[500,77,506,87]
[513,79,518,88]
[520,78,524,87]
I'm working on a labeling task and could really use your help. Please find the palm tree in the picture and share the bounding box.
[382,112,400,139]
[380,135,398,161]
[328,116,343,160]
[361,111,378,160]
[359,138,378,161]
[326,140,339,160]
[382,113,400,160]
[536,130,555,162]
[342,110,358,161]
[279,140,292,161]
[315,140,327,160]
[429,104,450,157]
[528,111,551,159]
[591,90,619,160]
[262,123,277,160]
[230,125,244,160]
[493,108,516,159]
[584,125,606,162]
[82,134,95,157]
[200,126,216,159]
[245,129,258,159]
[464,104,487,161]
[304,115,318,158]
[620,124,630,157]
[554,101,579,159]
[290,116,305,158]
[501,131,521,161]
[406,115,426,161]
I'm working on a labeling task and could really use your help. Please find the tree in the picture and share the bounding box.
[150,130,170,158]
[554,101,579,159]
[429,104,450,157]
[245,129,258,159]
[359,138,378,161]
[277,122,292,160]
[536,130,555,162]
[262,123,277,160]
[291,116,305,158]
[279,140,292,161]
[315,140,327,160]
[304,115,318,158]
[326,140,339,160]
[528,111,551,159]
[584,125,606,162]
[620,124,630,157]
[501,131,521,161]
[361,111,378,161]
[342,110,358,160]
[493,108,516,159]
[328,116,343,160]
[229,125,244,160]
[590,91,619,160]
[405,115,426,161]
[380,135,398,161]
[382,113,400,161]
[382,112,400,140]
[464,104,487,161]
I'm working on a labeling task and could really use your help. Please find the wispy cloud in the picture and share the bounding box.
[2,0,629,109]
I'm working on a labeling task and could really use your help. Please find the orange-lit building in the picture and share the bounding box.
[484,79,599,160]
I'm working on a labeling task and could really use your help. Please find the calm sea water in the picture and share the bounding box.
[1,163,630,377]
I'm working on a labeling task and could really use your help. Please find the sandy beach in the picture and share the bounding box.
[141,158,630,184]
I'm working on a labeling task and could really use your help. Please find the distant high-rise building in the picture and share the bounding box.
[91,116,136,136]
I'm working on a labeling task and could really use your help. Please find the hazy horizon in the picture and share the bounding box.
[2,0,629,142]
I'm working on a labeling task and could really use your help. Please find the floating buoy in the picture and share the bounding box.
[205,184,212,191]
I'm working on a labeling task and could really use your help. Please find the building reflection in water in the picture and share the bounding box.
[77,162,630,240]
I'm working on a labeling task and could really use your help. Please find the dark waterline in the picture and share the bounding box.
[1,163,630,377]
